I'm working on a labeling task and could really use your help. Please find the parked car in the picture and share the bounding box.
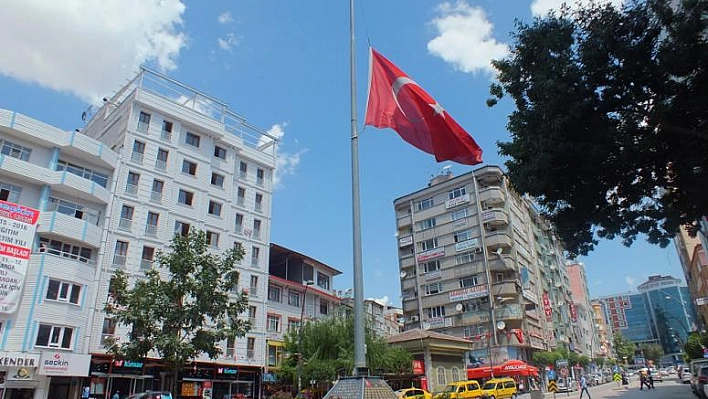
[556,378,577,393]
[479,378,517,399]
[395,388,433,399]
[589,374,602,386]
[699,366,708,399]
[125,392,173,399]
[683,369,693,384]
[433,381,482,399]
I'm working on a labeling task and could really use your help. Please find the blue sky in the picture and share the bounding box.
[0,0,682,306]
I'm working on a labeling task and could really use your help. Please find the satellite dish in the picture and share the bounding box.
[400,271,407,278]
[496,320,506,331]
[495,248,503,256]
[455,303,464,312]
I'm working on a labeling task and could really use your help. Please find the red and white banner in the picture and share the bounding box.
[569,302,578,323]
[542,292,553,322]
[0,200,40,313]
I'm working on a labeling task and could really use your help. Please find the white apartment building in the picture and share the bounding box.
[0,67,278,399]
[393,166,579,375]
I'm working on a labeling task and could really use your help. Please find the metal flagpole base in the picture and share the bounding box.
[322,375,398,399]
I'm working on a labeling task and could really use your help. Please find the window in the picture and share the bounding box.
[225,337,235,357]
[237,187,246,206]
[0,182,21,203]
[141,246,155,269]
[426,306,446,318]
[211,172,224,188]
[56,160,109,187]
[214,146,227,160]
[132,140,145,162]
[251,246,260,267]
[422,260,440,273]
[126,172,140,195]
[268,344,282,367]
[161,120,173,140]
[239,162,248,178]
[417,197,434,211]
[145,212,159,236]
[254,193,263,212]
[206,231,219,248]
[288,291,301,307]
[48,197,101,225]
[156,148,169,170]
[0,139,32,161]
[182,160,197,176]
[138,111,151,132]
[249,275,258,296]
[247,337,255,359]
[455,252,476,265]
[46,280,82,304]
[174,221,191,236]
[185,132,201,147]
[267,314,281,332]
[319,300,329,315]
[418,217,436,230]
[317,272,330,290]
[113,241,128,266]
[36,324,74,349]
[178,189,194,206]
[252,219,261,240]
[449,186,466,199]
[38,238,93,264]
[268,285,281,302]
[451,208,469,222]
[151,179,164,202]
[288,319,301,334]
[101,318,116,345]
[454,230,473,243]
[235,213,244,233]
[459,276,479,288]
[437,367,447,386]
[424,283,442,295]
[208,201,222,217]
[418,238,438,251]
[451,368,460,382]
[256,168,265,186]
[249,306,257,325]
[119,205,134,230]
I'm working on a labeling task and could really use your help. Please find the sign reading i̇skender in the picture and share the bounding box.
[0,200,40,313]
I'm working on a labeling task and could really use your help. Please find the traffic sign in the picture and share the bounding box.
[548,380,558,393]
[560,367,568,377]
[547,369,556,380]
[614,373,621,382]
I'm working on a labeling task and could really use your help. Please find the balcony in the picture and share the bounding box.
[492,280,520,298]
[485,232,512,249]
[478,187,505,207]
[495,303,523,321]
[397,214,412,229]
[489,254,515,272]
[37,211,102,247]
[481,208,509,227]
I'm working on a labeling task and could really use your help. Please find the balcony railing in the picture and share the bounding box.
[131,152,144,164]
[140,259,153,270]
[161,130,172,141]
[39,247,95,265]
[137,121,149,133]
[125,184,138,196]
[119,218,133,230]
[145,224,158,236]
[155,159,167,170]
[113,255,127,267]
[150,191,162,203]
[225,348,235,357]
[246,349,254,359]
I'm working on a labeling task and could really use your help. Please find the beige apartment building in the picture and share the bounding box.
[393,166,582,371]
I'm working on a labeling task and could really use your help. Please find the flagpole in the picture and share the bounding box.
[349,0,366,374]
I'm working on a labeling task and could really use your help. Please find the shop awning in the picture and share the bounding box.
[494,360,539,377]
[466,366,494,380]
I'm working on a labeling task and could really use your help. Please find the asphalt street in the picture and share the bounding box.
[519,377,695,399]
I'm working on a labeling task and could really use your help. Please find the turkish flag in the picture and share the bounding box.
[364,48,483,165]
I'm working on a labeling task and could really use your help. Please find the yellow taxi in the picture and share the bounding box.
[433,381,482,399]
[394,388,433,399]
[480,378,517,399]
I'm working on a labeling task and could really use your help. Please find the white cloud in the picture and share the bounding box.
[218,33,241,52]
[427,1,509,75]
[265,123,306,189]
[625,276,636,288]
[218,12,233,24]
[369,296,391,307]
[531,0,625,16]
[0,0,187,103]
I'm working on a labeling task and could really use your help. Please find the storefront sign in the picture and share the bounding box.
[39,352,91,376]
[0,200,39,314]
[542,292,553,322]
[412,360,425,375]
[0,352,39,367]
[569,302,578,323]
[112,359,144,374]
[449,284,488,302]
[8,367,33,380]
[417,248,445,262]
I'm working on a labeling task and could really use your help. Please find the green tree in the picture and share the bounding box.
[640,343,664,364]
[105,230,251,393]
[684,331,708,360]
[612,333,635,364]
[277,314,412,390]
[487,0,708,257]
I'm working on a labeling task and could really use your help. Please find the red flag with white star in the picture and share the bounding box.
[364,48,483,165]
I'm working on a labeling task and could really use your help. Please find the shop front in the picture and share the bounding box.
[181,364,261,399]
[38,352,91,399]
[0,352,43,399]
[88,356,160,399]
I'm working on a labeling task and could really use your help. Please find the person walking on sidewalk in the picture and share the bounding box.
[579,375,591,399]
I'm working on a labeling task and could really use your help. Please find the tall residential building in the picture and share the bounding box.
[393,166,576,367]
[264,244,342,385]
[590,300,613,359]
[675,227,708,329]
[566,263,595,358]
[0,67,279,399]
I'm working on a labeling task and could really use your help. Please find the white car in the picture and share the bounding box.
[682,370,692,384]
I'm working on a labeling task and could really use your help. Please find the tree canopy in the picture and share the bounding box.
[488,0,708,256]
[105,230,251,392]
[612,332,636,364]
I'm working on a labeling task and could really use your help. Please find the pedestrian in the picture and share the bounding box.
[579,375,591,399]
[639,371,647,390]
[112,391,120,399]
[647,370,655,389]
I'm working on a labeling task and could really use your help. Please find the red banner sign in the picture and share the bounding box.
[569,302,578,323]
[412,360,425,375]
[542,292,553,321]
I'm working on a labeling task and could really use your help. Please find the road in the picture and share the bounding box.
[520,377,695,399]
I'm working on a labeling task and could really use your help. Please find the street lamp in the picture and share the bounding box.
[297,280,314,393]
